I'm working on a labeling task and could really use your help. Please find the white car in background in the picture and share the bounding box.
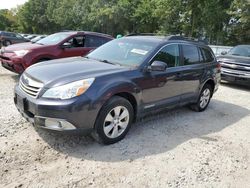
[209,45,233,56]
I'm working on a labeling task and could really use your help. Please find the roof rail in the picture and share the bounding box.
[125,33,208,44]
[126,33,158,37]
[168,35,207,45]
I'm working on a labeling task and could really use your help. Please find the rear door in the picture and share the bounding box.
[178,44,206,102]
[7,33,19,44]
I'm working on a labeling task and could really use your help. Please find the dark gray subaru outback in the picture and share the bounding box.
[14,35,221,144]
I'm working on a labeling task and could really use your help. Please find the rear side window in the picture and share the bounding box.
[2,32,10,37]
[152,44,180,67]
[6,32,15,37]
[182,44,200,65]
[201,48,214,62]
[85,35,110,47]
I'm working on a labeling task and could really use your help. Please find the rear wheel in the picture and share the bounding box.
[92,96,134,145]
[5,40,11,46]
[190,84,212,112]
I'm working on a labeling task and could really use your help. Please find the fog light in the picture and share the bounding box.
[44,118,76,130]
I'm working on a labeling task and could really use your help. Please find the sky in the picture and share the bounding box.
[0,0,28,10]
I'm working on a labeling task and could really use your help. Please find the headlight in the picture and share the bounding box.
[14,50,30,57]
[42,78,95,99]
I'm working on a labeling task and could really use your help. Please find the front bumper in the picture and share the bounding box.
[14,85,98,134]
[0,56,25,73]
[221,71,250,86]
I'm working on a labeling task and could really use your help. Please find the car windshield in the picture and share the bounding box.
[86,38,159,67]
[36,33,71,45]
[228,45,250,57]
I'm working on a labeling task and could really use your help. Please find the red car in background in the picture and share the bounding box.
[0,31,113,73]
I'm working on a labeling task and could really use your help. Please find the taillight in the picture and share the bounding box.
[216,62,221,70]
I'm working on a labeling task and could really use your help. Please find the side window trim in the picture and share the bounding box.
[64,35,85,48]
[201,47,215,63]
[198,47,205,63]
[150,43,180,68]
[148,43,181,66]
[180,44,200,66]
[85,34,102,48]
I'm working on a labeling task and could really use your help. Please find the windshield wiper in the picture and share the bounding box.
[99,59,117,65]
[85,56,122,66]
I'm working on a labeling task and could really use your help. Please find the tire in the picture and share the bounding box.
[92,96,134,145]
[5,40,11,46]
[190,84,212,112]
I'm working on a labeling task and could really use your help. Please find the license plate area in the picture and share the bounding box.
[224,75,235,81]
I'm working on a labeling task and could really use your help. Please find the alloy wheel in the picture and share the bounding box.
[103,106,130,138]
[200,88,211,109]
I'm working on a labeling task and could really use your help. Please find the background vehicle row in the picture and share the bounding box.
[0,31,113,73]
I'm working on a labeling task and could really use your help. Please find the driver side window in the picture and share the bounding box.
[65,36,85,48]
[152,44,180,67]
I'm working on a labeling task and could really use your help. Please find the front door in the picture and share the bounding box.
[59,35,93,58]
[141,44,184,110]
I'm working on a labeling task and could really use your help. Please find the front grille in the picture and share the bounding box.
[221,67,250,77]
[19,75,43,98]
[0,55,10,60]
[219,61,250,72]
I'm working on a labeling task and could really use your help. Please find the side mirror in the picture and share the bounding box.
[147,61,167,72]
[61,42,71,49]
[221,51,227,55]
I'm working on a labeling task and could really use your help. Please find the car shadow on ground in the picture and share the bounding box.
[220,81,250,91]
[36,99,250,162]
[11,74,20,82]
[0,72,19,80]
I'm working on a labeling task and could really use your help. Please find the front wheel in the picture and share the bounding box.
[92,96,134,145]
[190,84,212,112]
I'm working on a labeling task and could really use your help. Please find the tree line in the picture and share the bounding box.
[0,0,249,45]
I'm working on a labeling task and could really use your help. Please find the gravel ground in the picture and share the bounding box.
[0,66,250,188]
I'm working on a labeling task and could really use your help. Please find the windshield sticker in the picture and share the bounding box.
[131,48,148,55]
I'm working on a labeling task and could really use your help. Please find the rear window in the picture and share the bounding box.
[4,32,14,37]
[201,48,214,62]
[85,35,111,47]
[182,44,200,65]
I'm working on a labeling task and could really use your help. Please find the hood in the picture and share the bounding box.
[3,42,49,52]
[217,55,250,66]
[24,57,129,87]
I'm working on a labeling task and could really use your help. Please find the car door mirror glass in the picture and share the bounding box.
[148,61,167,72]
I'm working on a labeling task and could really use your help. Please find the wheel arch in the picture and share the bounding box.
[113,92,138,121]
[201,78,215,95]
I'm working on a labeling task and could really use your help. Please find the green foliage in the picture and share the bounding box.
[227,0,250,44]
[0,9,16,31]
[0,0,249,45]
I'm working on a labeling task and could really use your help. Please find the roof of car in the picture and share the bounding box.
[58,31,113,38]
